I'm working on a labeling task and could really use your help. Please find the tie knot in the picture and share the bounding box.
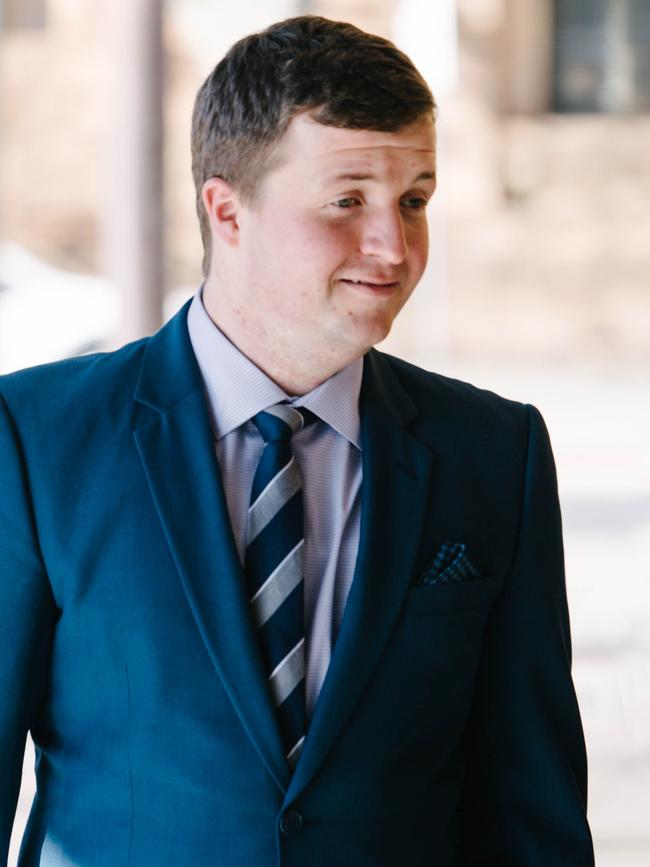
[251,404,317,443]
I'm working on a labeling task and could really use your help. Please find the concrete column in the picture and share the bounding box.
[104,0,164,344]
[0,0,46,29]
[309,0,395,38]
[502,0,554,114]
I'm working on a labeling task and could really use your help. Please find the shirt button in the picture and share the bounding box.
[279,809,304,836]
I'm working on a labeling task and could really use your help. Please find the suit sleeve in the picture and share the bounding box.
[0,392,57,863]
[459,404,594,866]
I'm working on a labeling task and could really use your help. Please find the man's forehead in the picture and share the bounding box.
[282,111,436,162]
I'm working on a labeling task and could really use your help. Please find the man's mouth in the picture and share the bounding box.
[339,277,399,290]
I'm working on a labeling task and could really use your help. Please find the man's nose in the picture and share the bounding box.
[358,208,408,264]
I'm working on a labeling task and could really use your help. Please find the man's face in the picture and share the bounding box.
[233,111,436,359]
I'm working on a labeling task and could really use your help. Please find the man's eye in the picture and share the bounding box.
[401,197,428,210]
[333,197,360,209]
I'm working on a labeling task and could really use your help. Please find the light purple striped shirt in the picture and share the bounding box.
[186,289,363,721]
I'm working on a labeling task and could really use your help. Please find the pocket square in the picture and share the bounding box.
[416,542,482,586]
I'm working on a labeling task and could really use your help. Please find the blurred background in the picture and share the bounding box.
[2,0,649,863]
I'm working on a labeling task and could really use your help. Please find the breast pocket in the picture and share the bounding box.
[403,573,498,615]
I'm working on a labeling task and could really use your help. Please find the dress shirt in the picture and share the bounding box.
[186,289,363,721]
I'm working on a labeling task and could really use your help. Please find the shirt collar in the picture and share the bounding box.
[186,288,362,450]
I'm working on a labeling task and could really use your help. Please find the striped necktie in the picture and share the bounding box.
[246,403,316,770]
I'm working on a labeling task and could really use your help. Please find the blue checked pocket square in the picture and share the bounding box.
[415,542,483,586]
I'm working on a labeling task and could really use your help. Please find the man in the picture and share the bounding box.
[0,15,593,867]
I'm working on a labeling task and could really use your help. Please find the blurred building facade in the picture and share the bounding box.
[1,0,648,361]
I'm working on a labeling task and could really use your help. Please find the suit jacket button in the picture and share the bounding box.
[280,809,304,836]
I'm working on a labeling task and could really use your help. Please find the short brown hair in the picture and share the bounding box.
[191,15,436,277]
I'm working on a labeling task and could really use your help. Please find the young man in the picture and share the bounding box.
[0,16,594,866]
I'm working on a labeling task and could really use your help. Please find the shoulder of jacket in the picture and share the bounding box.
[0,335,150,421]
[374,350,532,424]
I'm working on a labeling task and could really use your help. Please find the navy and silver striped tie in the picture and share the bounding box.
[246,403,316,770]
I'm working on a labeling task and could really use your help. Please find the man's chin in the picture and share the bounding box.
[341,312,395,352]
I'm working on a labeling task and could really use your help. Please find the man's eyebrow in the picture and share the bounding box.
[413,170,436,183]
[325,169,436,184]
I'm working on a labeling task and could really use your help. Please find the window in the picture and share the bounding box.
[553,0,650,112]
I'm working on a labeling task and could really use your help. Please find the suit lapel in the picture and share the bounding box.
[131,305,435,800]
[285,349,435,805]
[132,300,291,792]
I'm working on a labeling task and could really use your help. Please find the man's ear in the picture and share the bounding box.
[201,177,241,248]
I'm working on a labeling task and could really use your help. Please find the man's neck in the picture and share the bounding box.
[201,287,365,397]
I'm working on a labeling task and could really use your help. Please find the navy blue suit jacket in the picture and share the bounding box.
[0,300,593,865]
